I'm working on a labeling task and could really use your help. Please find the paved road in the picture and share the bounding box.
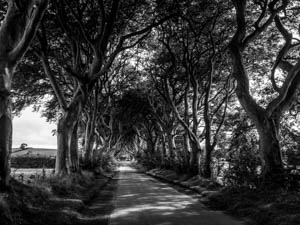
[109,164,244,225]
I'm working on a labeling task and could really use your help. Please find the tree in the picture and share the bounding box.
[115,88,162,166]
[0,0,48,191]
[143,1,234,176]
[20,143,28,150]
[31,0,177,175]
[228,0,300,185]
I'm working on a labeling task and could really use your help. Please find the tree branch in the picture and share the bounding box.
[270,15,292,93]
[40,55,68,110]
[9,0,49,64]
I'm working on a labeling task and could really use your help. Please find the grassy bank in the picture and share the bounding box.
[0,170,114,225]
[145,167,300,225]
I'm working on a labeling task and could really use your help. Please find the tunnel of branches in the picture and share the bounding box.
[0,0,300,191]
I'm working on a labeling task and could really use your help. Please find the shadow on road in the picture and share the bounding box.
[109,163,244,225]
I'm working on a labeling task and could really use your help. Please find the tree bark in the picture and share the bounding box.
[161,134,167,166]
[0,0,48,190]
[166,132,175,165]
[189,142,200,174]
[70,123,80,173]
[257,116,284,183]
[55,93,83,176]
[183,133,190,169]
[0,91,12,190]
[84,115,95,168]
[56,115,71,176]
[200,145,213,178]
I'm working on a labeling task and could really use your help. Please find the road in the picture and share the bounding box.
[109,163,244,225]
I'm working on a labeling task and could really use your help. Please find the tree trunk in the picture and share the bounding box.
[189,142,200,174]
[257,116,284,184]
[200,145,213,179]
[0,0,48,191]
[55,96,82,176]
[183,133,190,170]
[153,136,160,166]
[161,134,167,166]
[84,136,95,168]
[70,123,80,173]
[56,116,71,176]
[84,116,93,167]
[0,92,12,190]
[84,110,97,168]
[167,132,175,165]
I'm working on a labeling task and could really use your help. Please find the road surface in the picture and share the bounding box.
[109,163,244,225]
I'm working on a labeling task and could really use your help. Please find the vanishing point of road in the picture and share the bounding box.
[109,163,244,225]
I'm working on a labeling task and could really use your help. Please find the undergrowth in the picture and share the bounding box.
[206,187,300,225]
[39,171,95,198]
[0,170,108,225]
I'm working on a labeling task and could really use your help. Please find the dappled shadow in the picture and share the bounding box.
[109,165,244,225]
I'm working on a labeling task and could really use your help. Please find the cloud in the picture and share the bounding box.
[12,107,57,149]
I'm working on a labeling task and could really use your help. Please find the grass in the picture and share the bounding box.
[0,169,112,225]
[0,179,52,225]
[205,187,300,225]
[144,166,300,225]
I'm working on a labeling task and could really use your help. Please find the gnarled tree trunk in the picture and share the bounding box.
[56,93,83,176]
[166,132,175,165]
[56,115,72,176]
[0,82,12,190]
[189,142,200,174]
[160,134,167,166]
[200,145,213,179]
[183,133,190,169]
[0,0,48,190]
[70,123,80,173]
[84,113,97,168]
[257,116,284,183]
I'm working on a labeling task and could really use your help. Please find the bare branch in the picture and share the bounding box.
[270,15,292,93]
[9,0,49,64]
[242,0,288,48]
[40,55,68,110]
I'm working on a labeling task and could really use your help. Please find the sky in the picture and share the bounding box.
[12,107,57,149]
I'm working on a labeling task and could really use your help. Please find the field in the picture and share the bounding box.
[12,148,56,157]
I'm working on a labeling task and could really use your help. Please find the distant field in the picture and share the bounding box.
[12,148,56,157]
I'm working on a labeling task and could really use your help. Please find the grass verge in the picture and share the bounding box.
[0,170,114,225]
[145,166,300,225]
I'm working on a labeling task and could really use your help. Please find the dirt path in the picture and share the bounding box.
[109,163,245,225]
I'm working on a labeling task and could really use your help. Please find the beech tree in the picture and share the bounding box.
[143,0,234,177]
[115,88,162,166]
[0,0,48,190]
[31,0,178,175]
[229,0,300,184]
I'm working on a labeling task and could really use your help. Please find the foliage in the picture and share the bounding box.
[11,156,55,169]
[206,187,300,225]
[224,116,261,188]
[48,171,94,197]
[4,0,300,192]
[96,152,118,173]
[281,116,300,167]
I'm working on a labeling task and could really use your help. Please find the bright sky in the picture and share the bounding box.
[12,107,57,149]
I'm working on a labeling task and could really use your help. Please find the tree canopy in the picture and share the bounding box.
[0,0,300,191]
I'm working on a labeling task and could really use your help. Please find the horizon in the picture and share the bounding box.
[12,107,57,149]
[12,147,57,150]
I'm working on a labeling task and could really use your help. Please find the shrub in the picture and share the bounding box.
[224,117,261,188]
[11,156,55,168]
